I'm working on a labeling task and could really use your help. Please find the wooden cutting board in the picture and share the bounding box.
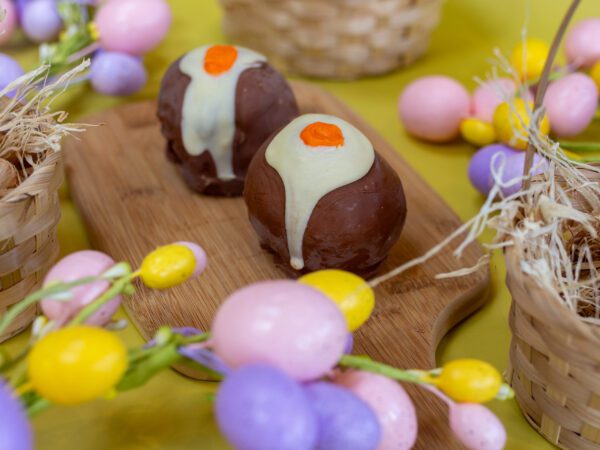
[65,81,490,449]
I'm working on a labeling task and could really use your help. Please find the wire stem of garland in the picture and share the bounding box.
[338,355,425,384]
[560,140,600,152]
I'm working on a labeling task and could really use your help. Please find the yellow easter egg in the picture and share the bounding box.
[140,244,196,289]
[492,99,550,150]
[436,359,503,403]
[460,118,496,146]
[511,38,550,81]
[299,270,374,331]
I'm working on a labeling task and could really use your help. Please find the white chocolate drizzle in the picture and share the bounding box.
[265,114,375,270]
[179,46,266,180]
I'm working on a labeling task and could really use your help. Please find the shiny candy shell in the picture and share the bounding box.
[437,359,502,404]
[398,75,470,143]
[511,38,549,81]
[335,371,417,450]
[211,280,348,381]
[41,250,121,326]
[565,18,600,68]
[95,0,172,56]
[492,99,550,150]
[90,51,148,96]
[299,269,374,332]
[460,118,496,147]
[543,73,598,137]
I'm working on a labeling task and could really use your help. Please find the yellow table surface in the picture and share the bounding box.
[5,0,600,448]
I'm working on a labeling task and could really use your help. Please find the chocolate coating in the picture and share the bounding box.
[244,137,407,278]
[157,58,299,196]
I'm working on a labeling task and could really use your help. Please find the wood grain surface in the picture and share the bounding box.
[65,81,490,449]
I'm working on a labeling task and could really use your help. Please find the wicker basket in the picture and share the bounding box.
[0,150,63,343]
[219,0,444,79]
[506,242,600,450]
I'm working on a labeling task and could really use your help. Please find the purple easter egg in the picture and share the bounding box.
[468,144,519,196]
[95,0,171,56]
[0,52,24,96]
[176,241,207,277]
[501,151,547,196]
[21,0,62,43]
[305,381,381,450]
[41,250,122,326]
[212,280,347,382]
[565,18,600,68]
[0,0,18,46]
[90,51,147,96]
[543,73,598,137]
[449,403,506,450]
[344,333,354,354]
[215,364,318,450]
[0,380,33,450]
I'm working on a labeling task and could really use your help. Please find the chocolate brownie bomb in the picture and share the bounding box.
[157,45,299,196]
[244,114,407,278]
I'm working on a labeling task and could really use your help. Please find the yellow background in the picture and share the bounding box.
[5,0,600,448]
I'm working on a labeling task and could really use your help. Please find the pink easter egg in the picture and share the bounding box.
[471,78,517,123]
[565,18,600,68]
[543,73,598,137]
[95,0,172,56]
[211,280,347,382]
[449,403,506,450]
[335,371,418,450]
[0,0,17,46]
[41,250,122,326]
[399,75,470,143]
[176,241,207,277]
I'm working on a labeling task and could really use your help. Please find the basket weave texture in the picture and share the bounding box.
[219,0,443,79]
[506,243,600,450]
[0,151,63,343]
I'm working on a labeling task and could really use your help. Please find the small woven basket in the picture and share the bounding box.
[0,126,63,343]
[219,0,444,79]
[505,194,600,449]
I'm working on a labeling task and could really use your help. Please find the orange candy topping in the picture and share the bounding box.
[204,45,238,76]
[300,122,344,148]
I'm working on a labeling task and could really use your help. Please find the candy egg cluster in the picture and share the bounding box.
[398,18,600,197]
[0,0,171,96]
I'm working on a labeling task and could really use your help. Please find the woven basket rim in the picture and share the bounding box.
[505,243,600,343]
[0,149,61,206]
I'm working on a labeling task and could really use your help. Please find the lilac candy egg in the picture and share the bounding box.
[215,364,318,450]
[565,18,600,68]
[211,280,348,382]
[176,241,207,278]
[95,0,172,56]
[0,52,24,95]
[40,250,122,326]
[21,0,62,43]
[543,73,598,137]
[335,371,418,450]
[399,75,470,143]
[305,382,381,450]
[90,51,148,96]
[468,144,519,196]
[0,380,34,450]
[344,333,354,355]
[501,152,547,197]
[0,0,17,46]
[471,78,517,123]
[449,403,506,450]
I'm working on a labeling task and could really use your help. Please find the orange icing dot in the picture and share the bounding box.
[204,45,238,76]
[300,122,345,148]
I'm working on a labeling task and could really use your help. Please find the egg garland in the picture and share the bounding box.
[244,113,407,277]
[0,0,171,97]
[0,244,515,450]
[157,44,299,196]
[398,21,600,197]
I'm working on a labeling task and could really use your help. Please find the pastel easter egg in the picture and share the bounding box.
[0,0,17,46]
[543,73,598,137]
[565,18,600,68]
[0,52,24,96]
[468,144,519,196]
[335,371,417,450]
[449,403,506,450]
[399,76,470,143]
[471,78,517,123]
[41,250,122,326]
[215,364,318,450]
[305,382,381,450]
[500,151,547,197]
[90,51,148,96]
[211,280,347,381]
[0,380,33,450]
[176,241,207,277]
[95,0,172,56]
[21,0,62,43]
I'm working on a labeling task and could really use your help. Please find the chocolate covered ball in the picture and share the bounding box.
[244,114,407,278]
[158,45,299,196]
